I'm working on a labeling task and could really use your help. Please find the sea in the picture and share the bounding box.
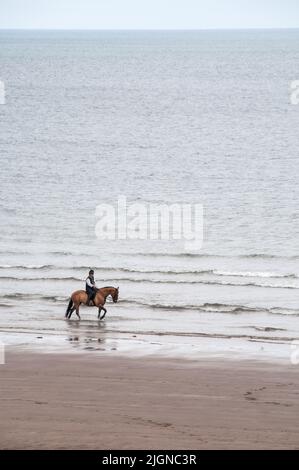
[1,29,299,362]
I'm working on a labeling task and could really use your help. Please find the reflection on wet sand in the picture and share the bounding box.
[66,318,111,352]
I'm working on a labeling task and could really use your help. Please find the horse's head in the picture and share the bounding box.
[112,287,119,303]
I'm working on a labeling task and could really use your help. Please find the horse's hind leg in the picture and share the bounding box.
[75,305,81,320]
[67,306,76,319]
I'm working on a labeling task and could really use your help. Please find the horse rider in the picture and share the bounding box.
[85,269,97,306]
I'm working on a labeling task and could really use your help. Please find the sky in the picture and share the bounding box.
[0,0,299,30]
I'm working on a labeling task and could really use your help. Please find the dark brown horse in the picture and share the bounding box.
[65,286,119,320]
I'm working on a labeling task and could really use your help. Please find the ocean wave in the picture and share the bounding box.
[0,264,53,270]
[0,276,82,282]
[121,299,299,316]
[1,250,299,261]
[131,252,299,260]
[0,250,91,257]
[0,293,68,302]
[0,264,126,271]
[1,274,298,290]
[213,270,297,279]
[107,329,296,343]
[0,264,215,275]
[0,264,298,282]
[1,293,298,316]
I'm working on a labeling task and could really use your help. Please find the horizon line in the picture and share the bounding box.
[1,27,299,31]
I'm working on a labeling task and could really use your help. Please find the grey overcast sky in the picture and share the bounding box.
[0,0,299,30]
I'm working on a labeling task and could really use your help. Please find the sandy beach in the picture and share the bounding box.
[1,351,299,450]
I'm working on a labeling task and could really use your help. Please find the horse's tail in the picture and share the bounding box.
[65,297,73,317]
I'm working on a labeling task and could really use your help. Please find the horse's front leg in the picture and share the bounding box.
[98,306,107,320]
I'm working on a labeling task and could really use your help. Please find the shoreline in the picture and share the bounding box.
[1,350,299,449]
[1,307,296,364]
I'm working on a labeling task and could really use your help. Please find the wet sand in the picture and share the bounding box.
[1,351,299,449]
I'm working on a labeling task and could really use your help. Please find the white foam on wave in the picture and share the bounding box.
[214,270,296,279]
